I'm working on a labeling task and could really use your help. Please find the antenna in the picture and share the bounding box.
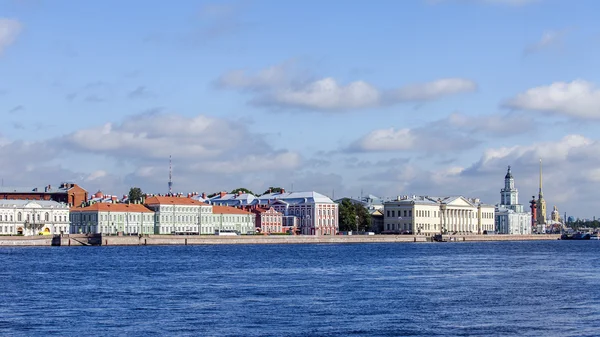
[168,155,173,195]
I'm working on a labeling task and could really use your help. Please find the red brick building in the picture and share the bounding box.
[0,183,89,207]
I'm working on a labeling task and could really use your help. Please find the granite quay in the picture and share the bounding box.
[0,234,561,247]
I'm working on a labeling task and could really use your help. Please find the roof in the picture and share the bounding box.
[257,191,335,205]
[209,193,257,206]
[0,186,64,194]
[212,205,252,215]
[385,195,494,207]
[0,199,68,208]
[70,203,154,213]
[144,196,208,206]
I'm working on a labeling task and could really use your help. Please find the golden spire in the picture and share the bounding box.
[539,158,543,197]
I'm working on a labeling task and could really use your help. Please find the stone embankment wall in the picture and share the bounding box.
[0,234,562,247]
[0,234,560,246]
[0,236,54,246]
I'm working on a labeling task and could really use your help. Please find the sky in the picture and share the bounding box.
[1,0,600,218]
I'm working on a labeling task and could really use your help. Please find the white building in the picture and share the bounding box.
[256,190,338,235]
[384,195,495,236]
[496,207,531,235]
[495,166,531,235]
[70,203,155,235]
[145,196,212,234]
[144,196,255,235]
[0,199,70,236]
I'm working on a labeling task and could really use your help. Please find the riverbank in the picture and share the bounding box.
[0,234,562,246]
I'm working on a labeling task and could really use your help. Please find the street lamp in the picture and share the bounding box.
[355,215,359,234]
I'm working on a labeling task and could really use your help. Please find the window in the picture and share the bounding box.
[45,212,49,221]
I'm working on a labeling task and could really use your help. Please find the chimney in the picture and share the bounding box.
[281,188,285,194]
[220,191,227,198]
[238,191,243,196]
[202,192,206,199]
[188,193,191,198]
[268,188,272,194]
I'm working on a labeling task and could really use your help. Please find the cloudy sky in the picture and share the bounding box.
[1,0,600,217]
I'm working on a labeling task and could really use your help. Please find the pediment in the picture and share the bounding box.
[446,197,473,207]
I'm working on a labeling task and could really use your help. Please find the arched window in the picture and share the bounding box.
[37,214,40,221]
[18,212,22,221]
[45,212,49,221]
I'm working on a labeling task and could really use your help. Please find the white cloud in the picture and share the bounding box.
[387,78,477,101]
[524,29,570,54]
[503,80,600,119]
[216,62,476,111]
[258,78,382,110]
[351,128,416,151]
[348,125,477,153]
[86,170,108,181]
[0,18,22,55]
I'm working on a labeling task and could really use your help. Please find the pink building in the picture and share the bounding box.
[252,207,284,233]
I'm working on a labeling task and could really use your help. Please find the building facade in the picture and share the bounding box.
[256,190,338,235]
[495,166,531,235]
[144,196,212,234]
[144,196,255,235]
[495,206,531,235]
[384,195,495,236]
[211,205,255,234]
[0,183,88,207]
[252,207,284,233]
[70,203,155,235]
[0,200,70,236]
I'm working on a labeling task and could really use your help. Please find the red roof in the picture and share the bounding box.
[212,205,253,215]
[144,196,208,206]
[70,203,153,213]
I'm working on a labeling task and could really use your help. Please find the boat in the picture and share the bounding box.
[560,232,591,240]
[590,234,600,240]
[432,234,447,242]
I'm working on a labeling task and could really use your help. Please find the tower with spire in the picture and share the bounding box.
[496,165,531,234]
[536,158,547,231]
[500,165,523,212]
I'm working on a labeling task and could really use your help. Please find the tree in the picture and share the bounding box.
[128,187,143,203]
[207,192,218,198]
[338,199,372,232]
[262,187,283,195]
[231,187,255,195]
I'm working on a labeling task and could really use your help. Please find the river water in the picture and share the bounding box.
[1,241,599,336]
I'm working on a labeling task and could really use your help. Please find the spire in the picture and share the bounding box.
[505,165,513,179]
[168,155,173,195]
[539,158,543,197]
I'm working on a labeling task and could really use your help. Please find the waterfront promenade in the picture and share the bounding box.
[0,234,561,246]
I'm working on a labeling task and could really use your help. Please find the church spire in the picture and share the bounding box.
[539,158,543,197]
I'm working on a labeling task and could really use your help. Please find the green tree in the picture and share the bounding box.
[231,187,255,195]
[338,199,372,232]
[262,187,283,195]
[128,187,143,203]
[207,192,218,198]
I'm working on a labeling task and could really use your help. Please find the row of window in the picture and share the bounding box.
[386,209,494,219]
[0,225,68,234]
[0,213,67,222]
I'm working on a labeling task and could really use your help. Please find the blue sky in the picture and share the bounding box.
[2,0,600,218]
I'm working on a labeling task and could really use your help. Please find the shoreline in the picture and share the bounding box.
[0,234,562,247]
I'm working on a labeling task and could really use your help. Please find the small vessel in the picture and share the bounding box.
[560,232,591,240]
[433,234,447,242]
[590,234,600,240]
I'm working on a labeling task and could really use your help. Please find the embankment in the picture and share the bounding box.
[0,234,561,246]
